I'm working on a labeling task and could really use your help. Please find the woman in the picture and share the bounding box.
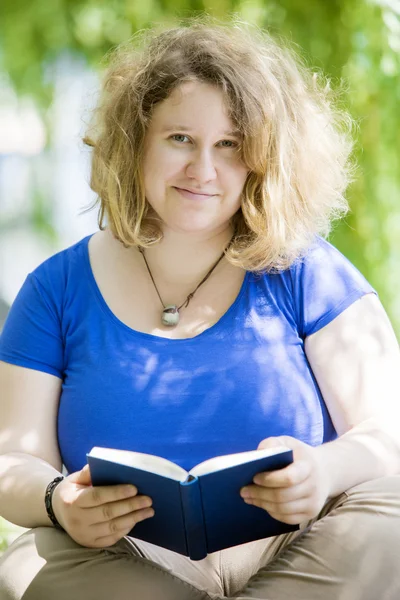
[1,18,400,600]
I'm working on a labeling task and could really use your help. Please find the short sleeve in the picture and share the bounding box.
[290,237,377,339]
[0,273,64,378]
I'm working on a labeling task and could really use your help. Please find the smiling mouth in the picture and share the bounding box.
[174,187,217,198]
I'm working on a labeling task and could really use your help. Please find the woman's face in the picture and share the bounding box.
[142,80,249,236]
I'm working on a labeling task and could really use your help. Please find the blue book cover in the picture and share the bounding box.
[87,446,297,560]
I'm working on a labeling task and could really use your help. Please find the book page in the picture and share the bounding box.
[189,446,290,477]
[88,447,189,482]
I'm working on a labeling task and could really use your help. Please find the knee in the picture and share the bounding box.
[341,475,400,521]
[317,476,400,562]
[0,527,108,600]
[345,474,400,499]
[0,528,47,600]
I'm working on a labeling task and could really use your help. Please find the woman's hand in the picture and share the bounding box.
[240,436,332,525]
[51,464,154,548]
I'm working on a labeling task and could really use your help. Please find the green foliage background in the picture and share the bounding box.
[0,0,399,332]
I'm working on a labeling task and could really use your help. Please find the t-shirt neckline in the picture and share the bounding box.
[82,233,250,343]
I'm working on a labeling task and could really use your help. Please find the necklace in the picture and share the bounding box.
[139,243,230,327]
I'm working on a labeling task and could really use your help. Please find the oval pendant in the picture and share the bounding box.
[161,305,180,327]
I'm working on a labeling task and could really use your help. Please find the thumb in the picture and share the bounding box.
[70,463,92,486]
[257,435,297,451]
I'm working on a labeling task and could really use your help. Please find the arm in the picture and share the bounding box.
[0,268,156,547]
[0,360,154,546]
[0,361,64,528]
[305,292,400,496]
[240,293,400,522]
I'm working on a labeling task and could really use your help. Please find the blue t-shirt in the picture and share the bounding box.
[0,234,376,474]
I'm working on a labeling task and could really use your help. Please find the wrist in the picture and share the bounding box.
[44,476,65,531]
[313,442,338,499]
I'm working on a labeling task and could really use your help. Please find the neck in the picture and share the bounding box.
[140,227,234,287]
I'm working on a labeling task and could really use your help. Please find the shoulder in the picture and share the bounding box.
[30,233,96,292]
[292,235,353,269]
[268,236,376,339]
[288,236,372,291]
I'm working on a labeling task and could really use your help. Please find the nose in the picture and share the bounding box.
[185,149,217,183]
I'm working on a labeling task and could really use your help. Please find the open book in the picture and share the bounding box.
[87,446,297,560]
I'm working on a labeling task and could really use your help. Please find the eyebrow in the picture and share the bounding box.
[161,125,242,139]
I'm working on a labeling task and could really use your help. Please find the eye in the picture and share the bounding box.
[169,135,239,150]
[218,140,238,148]
[170,134,190,143]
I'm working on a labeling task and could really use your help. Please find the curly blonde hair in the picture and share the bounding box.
[83,16,353,272]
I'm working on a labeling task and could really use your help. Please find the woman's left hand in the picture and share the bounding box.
[240,436,332,525]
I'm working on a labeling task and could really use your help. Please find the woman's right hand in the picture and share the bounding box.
[50,464,154,548]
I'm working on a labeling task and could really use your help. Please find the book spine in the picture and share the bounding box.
[180,477,207,561]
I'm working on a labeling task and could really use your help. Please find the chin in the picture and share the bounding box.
[170,224,216,235]
[164,218,222,235]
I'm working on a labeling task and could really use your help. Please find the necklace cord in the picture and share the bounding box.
[139,241,232,312]
[178,251,225,310]
[139,250,166,308]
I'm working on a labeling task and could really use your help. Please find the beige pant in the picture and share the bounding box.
[1,476,400,600]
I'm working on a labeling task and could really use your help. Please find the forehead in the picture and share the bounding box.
[148,81,236,132]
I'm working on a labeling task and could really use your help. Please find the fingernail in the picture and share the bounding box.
[240,488,250,498]
[140,498,152,508]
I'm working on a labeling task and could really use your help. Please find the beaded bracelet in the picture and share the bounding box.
[44,476,65,531]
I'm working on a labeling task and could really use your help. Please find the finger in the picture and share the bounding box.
[266,510,307,526]
[93,507,155,545]
[74,464,92,486]
[244,498,309,525]
[77,484,138,508]
[241,481,311,504]
[89,495,153,525]
[252,460,311,488]
[245,496,311,515]
[257,436,294,451]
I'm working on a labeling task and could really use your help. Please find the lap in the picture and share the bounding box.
[1,475,400,600]
[236,475,400,600]
[0,527,214,600]
[0,524,301,600]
